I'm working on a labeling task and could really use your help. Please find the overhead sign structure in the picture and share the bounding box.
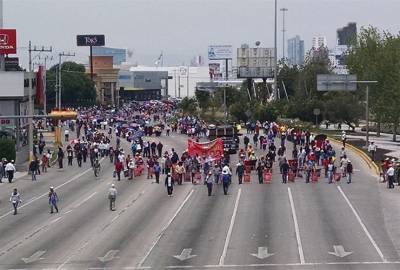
[317,74,357,91]
[208,45,233,60]
[0,29,17,54]
[76,34,105,47]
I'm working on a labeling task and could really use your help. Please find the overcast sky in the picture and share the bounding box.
[3,0,400,67]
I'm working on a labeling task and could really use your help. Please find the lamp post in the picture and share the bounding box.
[274,0,278,100]
[0,0,4,71]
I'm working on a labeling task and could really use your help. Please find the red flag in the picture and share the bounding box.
[35,65,45,105]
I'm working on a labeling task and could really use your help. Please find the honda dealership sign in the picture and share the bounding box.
[0,29,17,54]
[77,34,105,46]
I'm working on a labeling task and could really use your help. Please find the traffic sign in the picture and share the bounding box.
[313,108,320,116]
[317,74,357,91]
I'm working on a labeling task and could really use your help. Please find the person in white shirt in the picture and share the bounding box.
[108,184,117,211]
[368,142,377,161]
[64,129,70,142]
[5,161,16,183]
[386,164,395,189]
[341,131,347,148]
[10,188,22,215]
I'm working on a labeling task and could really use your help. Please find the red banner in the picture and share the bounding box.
[36,65,45,105]
[0,29,17,54]
[188,138,224,160]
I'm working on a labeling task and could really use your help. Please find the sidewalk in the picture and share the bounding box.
[319,124,400,161]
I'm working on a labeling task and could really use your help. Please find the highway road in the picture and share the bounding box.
[0,130,399,270]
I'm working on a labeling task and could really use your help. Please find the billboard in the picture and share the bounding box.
[209,63,222,80]
[0,72,25,97]
[77,35,105,46]
[208,45,232,60]
[237,47,275,78]
[0,29,17,54]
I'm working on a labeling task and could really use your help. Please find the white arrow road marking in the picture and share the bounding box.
[98,250,120,263]
[173,249,197,261]
[328,245,353,258]
[21,250,46,264]
[250,247,275,259]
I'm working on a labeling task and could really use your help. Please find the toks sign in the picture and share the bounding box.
[0,29,17,54]
[76,34,105,47]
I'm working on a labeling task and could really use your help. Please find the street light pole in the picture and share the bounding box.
[366,84,369,147]
[274,0,278,100]
[280,8,288,62]
[0,0,5,71]
[28,41,33,161]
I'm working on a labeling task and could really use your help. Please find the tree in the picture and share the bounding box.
[178,97,198,116]
[46,61,96,108]
[347,26,400,140]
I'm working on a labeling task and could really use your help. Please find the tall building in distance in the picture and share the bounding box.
[337,22,357,45]
[312,36,327,49]
[92,47,127,65]
[287,35,305,66]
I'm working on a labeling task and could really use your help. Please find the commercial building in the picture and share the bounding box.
[88,56,119,106]
[312,36,327,49]
[0,71,36,147]
[92,47,127,65]
[287,35,305,66]
[118,70,168,101]
[337,22,357,46]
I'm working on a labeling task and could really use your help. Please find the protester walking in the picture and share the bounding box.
[5,160,16,183]
[235,161,244,185]
[10,188,22,215]
[48,187,59,213]
[108,184,117,211]
[29,159,37,181]
[368,142,377,161]
[205,171,213,196]
[165,172,174,196]
[387,164,395,189]
[346,160,353,184]
[281,158,290,184]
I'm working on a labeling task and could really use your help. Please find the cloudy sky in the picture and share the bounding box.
[3,0,400,68]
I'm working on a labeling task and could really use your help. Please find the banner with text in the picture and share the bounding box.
[188,138,224,160]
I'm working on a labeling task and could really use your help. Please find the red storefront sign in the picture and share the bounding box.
[0,29,17,54]
[188,138,224,160]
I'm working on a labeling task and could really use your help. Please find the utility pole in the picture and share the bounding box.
[0,0,4,71]
[186,66,189,98]
[28,42,52,161]
[274,0,278,100]
[42,55,52,115]
[280,7,288,62]
[58,52,75,108]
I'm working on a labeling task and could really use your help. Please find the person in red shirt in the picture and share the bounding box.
[115,160,123,181]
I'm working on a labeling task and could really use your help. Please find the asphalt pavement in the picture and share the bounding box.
[0,130,399,270]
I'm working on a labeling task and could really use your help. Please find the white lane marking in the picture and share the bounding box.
[21,250,46,264]
[337,186,386,262]
[0,158,105,221]
[219,188,242,266]
[288,187,305,264]
[50,217,62,224]
[138,189,195,267]
[161,261,400,268]
[173,248,197,261]
[64,210,73,214]
[74,192,97,208]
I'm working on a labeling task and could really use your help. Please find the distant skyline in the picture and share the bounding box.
[3,0,400,68]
